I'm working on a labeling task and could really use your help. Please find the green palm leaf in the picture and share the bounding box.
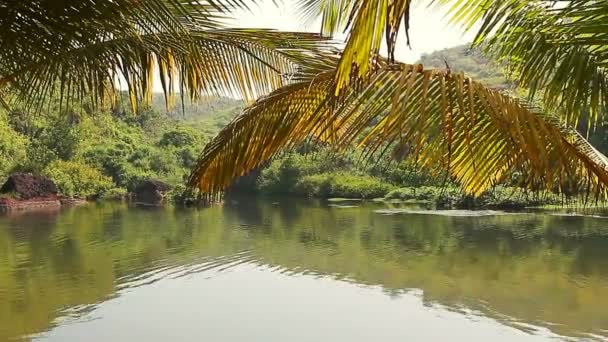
[438,0,608,126]
[0,0,336,112]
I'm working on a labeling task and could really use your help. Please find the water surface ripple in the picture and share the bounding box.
[0,199,607,341]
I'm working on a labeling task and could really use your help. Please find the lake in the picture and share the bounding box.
[1,198,608,341]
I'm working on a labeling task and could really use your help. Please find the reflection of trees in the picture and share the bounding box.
[1,201,608,340]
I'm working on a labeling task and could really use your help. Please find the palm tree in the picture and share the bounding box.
[0,0,334,113]
[188,0,608,198]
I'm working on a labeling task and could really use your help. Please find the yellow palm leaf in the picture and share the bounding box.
[188,63,608,198]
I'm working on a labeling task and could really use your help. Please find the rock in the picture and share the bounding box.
[0,173,61,211]
[0,173,58,200]
[134,180,172,204]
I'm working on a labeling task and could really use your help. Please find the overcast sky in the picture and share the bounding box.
[230,1,475,62]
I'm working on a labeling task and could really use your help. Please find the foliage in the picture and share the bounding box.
[385,185,562,209]
[255,149,354,194]
[294,172,394,198]
[0,112,28,178]
[43,160,115,199]
[438,0,608,127]
[0,97,241,200]
[0,1,334,113]
[188,64,608,199]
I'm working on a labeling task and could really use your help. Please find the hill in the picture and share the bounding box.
[418,45,511,89]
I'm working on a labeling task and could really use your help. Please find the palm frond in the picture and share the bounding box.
[294,0,412,95]
[0,0,339,112]
[5,29,337,113]
[297,0,354,37]
[188,63,608,198]
[333,0,411,95]
[437,0,608,127]
[187,72,339,194]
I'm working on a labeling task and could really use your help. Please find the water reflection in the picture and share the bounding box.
[1,199,608,341]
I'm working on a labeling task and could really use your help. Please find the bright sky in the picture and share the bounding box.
[229,0,475,62]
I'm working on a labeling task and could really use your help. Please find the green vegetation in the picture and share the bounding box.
[384,186,562,209]
[294,172,393,199]
[248,146,430,199]
[419,45,510,89]
[0,96,243,200]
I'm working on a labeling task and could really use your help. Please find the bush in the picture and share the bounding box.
[99,187,128,200]
[0,118,29,176]
[384,185,563,209]
[159,127,200,148]
[367,161,443,187]
[43,160,115,198]
[294,172,395,198]
[385,186,458,202]
[167,184,199,205]
[256,150,354,194]
[468,186,562,209]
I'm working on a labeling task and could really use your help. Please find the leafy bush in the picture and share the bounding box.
[159,127,200,148]
[0,117,29,177]
[256,150,354,194]
[99,187,129,200]
[167,184,199,205]
[294,172,395,198]
[385,185,563,209]
[43,160,115,198]
[385,186,458,202]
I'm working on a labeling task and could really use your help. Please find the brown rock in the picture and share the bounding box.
[0,173,58,200]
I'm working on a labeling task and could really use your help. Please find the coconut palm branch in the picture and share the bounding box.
[437,0,608,127]
[188,63,608,197]
[0,0,336,112]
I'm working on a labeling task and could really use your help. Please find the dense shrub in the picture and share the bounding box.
[0,119,29,177]
[256,150,353,194]
[43,160,115,198]
[385,185,563,209]
[294,172,394,198]
[159,127,200,148]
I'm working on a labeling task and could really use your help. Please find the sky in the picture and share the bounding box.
[229,0,475,62]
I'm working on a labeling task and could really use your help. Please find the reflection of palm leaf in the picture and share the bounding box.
[188,63,608,197]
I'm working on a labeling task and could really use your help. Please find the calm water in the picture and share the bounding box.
[1,199,608,341]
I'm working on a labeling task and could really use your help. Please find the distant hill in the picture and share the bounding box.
[114,92,244,122]
[149,94,244,121]
[418,45,512,89]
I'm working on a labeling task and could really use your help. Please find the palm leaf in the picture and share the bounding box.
[0,0,337,112]
[188,62,608,198]
[294,0,412,95]
[437,0,608,127]
[4,29,336,113]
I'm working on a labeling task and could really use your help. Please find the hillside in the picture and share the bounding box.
[418,45,511,89]
[0,95,244,200]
